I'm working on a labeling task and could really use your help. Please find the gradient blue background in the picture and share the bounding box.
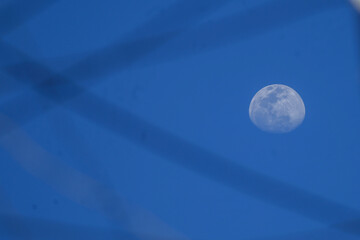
[0,0,359,239]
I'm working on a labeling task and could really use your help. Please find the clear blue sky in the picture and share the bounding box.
[0,0,359,239]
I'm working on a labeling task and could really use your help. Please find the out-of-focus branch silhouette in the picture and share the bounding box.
[0,214,360,240]
[0,0,233,37]
[0,0,359,238]
[354,5,360,97]
[0,0,58,36]
[1,0,346,96]
[1,42,360,236]
[0,0,235,80]
[0,214,193,240]
[0,185,34,240]
[247,223,360,240]
[54,0,347,83]
[0,114,190,240]
[0,214,131,240]
[138,0,346,64]
[0,0,235,100]
[0,0,348,126]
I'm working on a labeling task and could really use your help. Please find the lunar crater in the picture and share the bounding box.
[249,84,305,133]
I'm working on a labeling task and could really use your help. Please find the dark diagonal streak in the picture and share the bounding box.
[138,0,347,65]
[122,0,236,37]
[1,0,344,94]
[248,224,360,240]
[0,0,58,36]
[32,0,342,84]
[0,0,238,103]
[0,214,359,240]
[0,0,235,81]
[51,0,236,83]
[356,11,360,98]
[0,215,144,240]
[0,0,236,116]
[0,0,359,237]
[49,0,347,83]
[1,42,360,236]
[0,0,59,99]
[0,114,190,240]
[0,186,34,240]
[1,215,359,240]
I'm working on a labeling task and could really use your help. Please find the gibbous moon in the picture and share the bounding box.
[249,84,305,133]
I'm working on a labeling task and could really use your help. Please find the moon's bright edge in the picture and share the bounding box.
[249,84,305,133]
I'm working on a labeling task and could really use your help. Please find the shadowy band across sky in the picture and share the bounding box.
[0,0,359,238]
[1,41,360,237]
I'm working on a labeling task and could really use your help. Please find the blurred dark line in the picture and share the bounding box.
[52,0,236,83]
[141,0,347,64]
[1,42,360,236]
[248,219,360,239]
[123,0,236,38]
[0,185,33,240]
[49,114,129,240]
[0,0,345,107]
[248,225,360,240]
[0,0,58,35]
[0,0,234,101]
[50,0,347,83]
[51,92,360,236]
[1,213,360,240]
[0,0,358,236]
[356,11,360,99]
[0,0,236,119]
[0,0,235,81]
[48,102,130,240]
[0,114,189,240]
[0,214,139,240]
[62,32,177,82]
[332,219,360,236]
[50,112,113,188]
[1,0,344,92]
[0,0,233,37]
[1,214,359,240]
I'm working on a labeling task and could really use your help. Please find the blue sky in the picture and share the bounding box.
[0,0,360,239]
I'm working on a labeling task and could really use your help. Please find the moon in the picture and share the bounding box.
[249,84,305,133]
